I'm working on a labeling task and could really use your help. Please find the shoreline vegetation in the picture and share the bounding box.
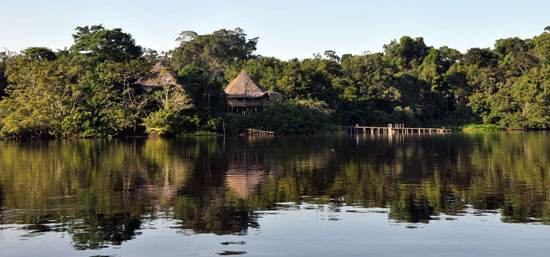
[1,25,550,139]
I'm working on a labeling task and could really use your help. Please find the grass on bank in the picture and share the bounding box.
[462,124,502,132]
[181,130,220,136]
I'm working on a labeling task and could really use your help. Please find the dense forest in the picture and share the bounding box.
[1,25,550,138]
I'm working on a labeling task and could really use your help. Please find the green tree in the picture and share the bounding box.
[61,25,148,137]
[0,56,80,138]
[171,28,258,78]
[463,48,497,68]
[22,47,57,61]
[142,76,194,135]
[495,37,537,76]
[70,25,143,63]
[384,36,430,70]
[178,65,226,129]
[244,100,333,134]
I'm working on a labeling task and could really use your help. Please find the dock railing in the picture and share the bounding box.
[341,124,451,134]
[244,128,275,136]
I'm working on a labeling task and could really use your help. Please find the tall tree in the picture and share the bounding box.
[463,48,497,68]
[384,36,430,70]
[171,28,258,79]
[0,56,80,138]
[22,47,57,61]
[70,25,143,63]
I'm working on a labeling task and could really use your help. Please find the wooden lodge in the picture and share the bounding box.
[225,71,281,114]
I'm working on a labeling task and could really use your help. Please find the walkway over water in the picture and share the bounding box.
[245,128,275,136]
[342,123,452,134]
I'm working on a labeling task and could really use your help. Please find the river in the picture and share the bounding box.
[1,132,550,256]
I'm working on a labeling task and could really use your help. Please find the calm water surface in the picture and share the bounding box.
[1,132,550,256]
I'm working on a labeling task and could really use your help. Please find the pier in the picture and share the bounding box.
[341,124,451,134]
[244,128,275,136]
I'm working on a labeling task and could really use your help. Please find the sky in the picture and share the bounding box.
[1,0,549,60]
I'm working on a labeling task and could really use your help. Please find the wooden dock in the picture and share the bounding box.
[341,124,451,134]
[244,128,275,136]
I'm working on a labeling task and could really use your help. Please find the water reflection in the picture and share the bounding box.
[1,132,550,250]
[226,150,271,199]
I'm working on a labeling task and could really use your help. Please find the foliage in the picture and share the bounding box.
[0,57,79,138]
[462,124,502,132]
[171,27,257,90]
[142,85,194,136]
[3,26,550,138]
[70,25,142,63]
[178,65,226,130]
[1,26,155,138]
[227,100,333,134]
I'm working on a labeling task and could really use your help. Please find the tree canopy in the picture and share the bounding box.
[2,25,550,138]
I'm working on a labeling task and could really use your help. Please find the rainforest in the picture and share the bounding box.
[1,25,550,138]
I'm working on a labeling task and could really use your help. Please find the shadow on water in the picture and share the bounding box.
[1,132,550,248]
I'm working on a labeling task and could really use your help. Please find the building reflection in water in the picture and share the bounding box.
[225,149,272,199]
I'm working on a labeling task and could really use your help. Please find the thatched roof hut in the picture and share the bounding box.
[225,71,281,114]
[137,62,183,92]
[225,71,281,99]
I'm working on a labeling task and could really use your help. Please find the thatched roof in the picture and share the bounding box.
[225,71,270,99]
[137,62,183,91]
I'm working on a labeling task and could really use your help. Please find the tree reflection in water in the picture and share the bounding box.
[1,132,550,248]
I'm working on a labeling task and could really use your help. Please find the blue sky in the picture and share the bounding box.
[1,0,549,60]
